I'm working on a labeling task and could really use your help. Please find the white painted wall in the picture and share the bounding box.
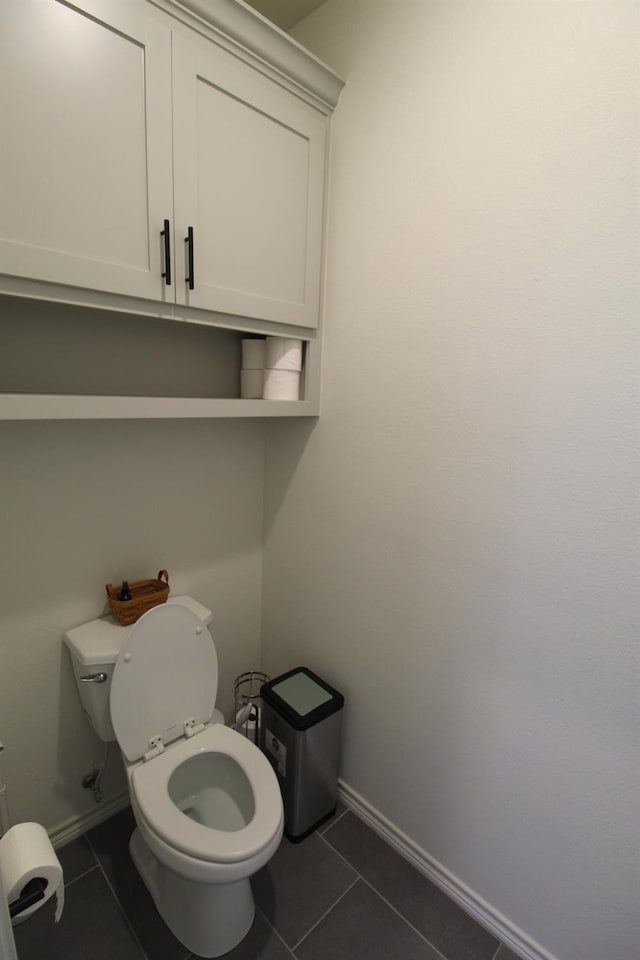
[263,3,640,960]
[0,315,265,832]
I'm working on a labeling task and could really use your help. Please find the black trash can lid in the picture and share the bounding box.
[261,667,344,731]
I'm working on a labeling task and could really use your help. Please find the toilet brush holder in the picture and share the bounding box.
[234,671,269,744]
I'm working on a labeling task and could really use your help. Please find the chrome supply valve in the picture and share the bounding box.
[81,769,103,803]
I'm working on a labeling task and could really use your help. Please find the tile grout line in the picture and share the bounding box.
[69,812,498,960]
[317,828,451,960]
[290,874,360,955]
[317,805,349,835]
[242,814,355,959]
[330,810,504,960]
[255,905,298,959]
[359,876,452,960]
[63,863,100,889]
[83,832,168,960]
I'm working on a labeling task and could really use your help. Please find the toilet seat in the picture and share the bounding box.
[110,601,282,868]
[110,602,218,763]
[131,723,282,863]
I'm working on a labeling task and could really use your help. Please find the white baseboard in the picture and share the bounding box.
[337,780,558,960]
[49,791,130,850]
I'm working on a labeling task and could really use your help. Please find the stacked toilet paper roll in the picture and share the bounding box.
[0,822,64,926]
[240,339,265,399]
[263,338,302,401]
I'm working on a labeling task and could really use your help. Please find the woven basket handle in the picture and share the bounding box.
[157,569,169,584]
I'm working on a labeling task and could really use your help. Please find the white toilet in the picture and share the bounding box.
[64,597,283,958]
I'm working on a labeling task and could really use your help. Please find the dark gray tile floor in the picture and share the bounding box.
[12,803,521,960]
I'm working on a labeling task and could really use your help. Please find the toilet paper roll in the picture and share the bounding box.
[263,369,301,401]
[241,339,266,370]
[265,337,303,371]
[240,369,264,399]
[0,823,64,925]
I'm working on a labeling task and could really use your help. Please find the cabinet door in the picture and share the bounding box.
[172,33,327,327]
[0,0,174,301]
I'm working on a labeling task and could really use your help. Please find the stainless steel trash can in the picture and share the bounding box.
[261,667,344,842]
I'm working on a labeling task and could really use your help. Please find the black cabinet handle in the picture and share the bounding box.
[161,219,171,286]
[185,226,194,290]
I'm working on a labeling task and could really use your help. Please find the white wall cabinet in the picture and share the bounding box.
[172,32,327,327]
[0,0,343,419]
[0,0,174,302]
[0,0,329,326]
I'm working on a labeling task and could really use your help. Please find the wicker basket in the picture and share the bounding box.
[106,569,170,626]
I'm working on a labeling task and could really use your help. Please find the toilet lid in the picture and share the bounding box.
[110,603,218,762]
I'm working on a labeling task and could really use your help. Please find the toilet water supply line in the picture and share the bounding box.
[90,742,110,804]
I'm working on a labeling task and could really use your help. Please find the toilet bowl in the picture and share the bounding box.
[65,598,284,958]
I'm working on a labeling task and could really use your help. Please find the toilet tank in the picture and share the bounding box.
[64,596,213,743]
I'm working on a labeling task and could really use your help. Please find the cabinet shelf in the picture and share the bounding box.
[0,393,318,420]
[0,298,318,419]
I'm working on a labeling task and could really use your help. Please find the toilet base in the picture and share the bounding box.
[130,828,255,958]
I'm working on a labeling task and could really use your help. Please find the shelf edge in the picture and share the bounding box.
[0,394,319,420]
